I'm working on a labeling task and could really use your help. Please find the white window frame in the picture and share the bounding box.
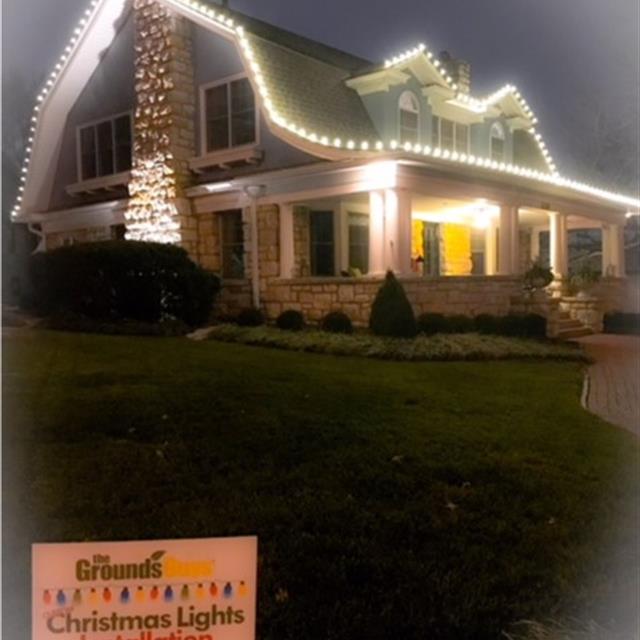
[490,122,506,161]
[431,116,468,152]
[75,111,134,184]
[199,72,260,158]
[398,91,420,144]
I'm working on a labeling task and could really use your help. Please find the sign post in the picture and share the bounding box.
[32,537,257,640]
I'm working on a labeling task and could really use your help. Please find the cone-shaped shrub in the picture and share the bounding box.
[369,271,417,338]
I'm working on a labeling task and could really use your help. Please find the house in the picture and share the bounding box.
[11,0,640,335]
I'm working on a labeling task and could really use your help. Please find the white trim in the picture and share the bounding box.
[67,171,131,196]
[198,72,260,157]
[76,110,133,182]
[189,146,263,172]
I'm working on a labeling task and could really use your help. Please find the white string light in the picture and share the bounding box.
[13,0,640,225]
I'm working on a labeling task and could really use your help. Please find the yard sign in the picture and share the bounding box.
[32,537,257,640]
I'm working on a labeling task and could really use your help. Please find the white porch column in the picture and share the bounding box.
[498,205,514,274]
[601,224,612,277]
[511,207,521,274]
[368,190,386,275]
[484,219,498,275]
[609,223,626,278]
[384,188,412,275]
[549,211,568,278]
[279,203,295,278]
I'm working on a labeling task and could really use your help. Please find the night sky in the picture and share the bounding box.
[2,0,639,207]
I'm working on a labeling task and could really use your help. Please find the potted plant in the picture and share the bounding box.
[523,261,554,297]
[569,262,601,297]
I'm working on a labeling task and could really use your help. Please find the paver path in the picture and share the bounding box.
[576,335,640,436]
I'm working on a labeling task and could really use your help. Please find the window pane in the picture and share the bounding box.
[206,85,229,151]
[114,115,132,172]
[96,120,114,176]
[310,211,334,276]
[400,110,419,144]
[441,119,454,149]
[455,123,469,153]
[80,127,97,180]
[348,213,369,273]
[431,116,440,146]
[231,78,256,146]
[491,138,505,162]
[222,211,245,279]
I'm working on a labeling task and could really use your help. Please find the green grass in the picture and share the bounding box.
[207,324,589,362]
[3,330,638,639]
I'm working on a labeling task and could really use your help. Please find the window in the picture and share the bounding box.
[431,117,468,152]
[310,211,335,276]
[399,91,419,144]
[441,119,454,149]
[348,213,369,274]
[221,210,245,279]
[78,114,132,182]
[455,123,469,153]
[490,122,505,162]
[204,76,257,153]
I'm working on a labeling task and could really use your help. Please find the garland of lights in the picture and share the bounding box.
[41,580,249,606]
[11,0,639,228]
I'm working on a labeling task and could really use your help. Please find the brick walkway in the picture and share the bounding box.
[576,335,640,436]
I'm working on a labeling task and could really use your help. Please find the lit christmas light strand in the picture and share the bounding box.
[12,0,639,226]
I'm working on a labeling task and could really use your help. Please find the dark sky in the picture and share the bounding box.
[2,0,639,196]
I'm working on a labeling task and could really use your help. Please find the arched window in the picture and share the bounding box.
[399,91,420,143]
[490,122,505,162]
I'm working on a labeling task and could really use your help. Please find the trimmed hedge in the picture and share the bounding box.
[369,271,417,338]
[24,241,219,327]
[276,310,306,332]
[235,308,265,327]
[416,312,547,338]
[321,311,353,334]
[603,312,640,335]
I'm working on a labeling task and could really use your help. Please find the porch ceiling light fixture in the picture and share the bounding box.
[13,0,640,223]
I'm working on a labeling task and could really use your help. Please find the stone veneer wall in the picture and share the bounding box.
[592,277,640,313]
[128,0,197,255]
[293,207,311,278]
[262,276,525,325]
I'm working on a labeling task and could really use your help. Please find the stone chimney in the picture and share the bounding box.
[125,0,197,256]
[439,51,471,94]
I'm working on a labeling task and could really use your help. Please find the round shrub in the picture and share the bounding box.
[521,313,547,338]
[447,314,475,334]
[321,311,353,334]
[236,308,265,327]
[417,313,447,335]
[369,271,417,338]
[24,241,219,327]
[276,309,306,332]
[474,314,501,334]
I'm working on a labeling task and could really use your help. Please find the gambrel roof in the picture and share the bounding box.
[12,0,640,221]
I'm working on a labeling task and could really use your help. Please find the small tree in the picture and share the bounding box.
[369,271,417,338]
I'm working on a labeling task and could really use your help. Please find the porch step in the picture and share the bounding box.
[556,326,594,340]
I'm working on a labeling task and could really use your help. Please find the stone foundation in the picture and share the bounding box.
[592,277,640,314]
[261,275,525,325]
[560,296,604,333]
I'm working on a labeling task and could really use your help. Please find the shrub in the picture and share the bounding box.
[524,262,554,291]
[499,313,547,338]
[24,241,219,327]
[276,309,306,332]
[447,314,475,334]
[321,311,353,334]
[474,314,501,335]
[235,308,265,327]
[603,312,640,335]
[369,271,417,338]
[417,313,447,335]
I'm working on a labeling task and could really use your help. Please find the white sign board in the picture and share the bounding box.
[32,537,257,640]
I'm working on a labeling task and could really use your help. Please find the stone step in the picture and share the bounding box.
[556,326,594,340]
[557,318,585,329]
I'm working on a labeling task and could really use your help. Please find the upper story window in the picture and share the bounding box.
[203,75,257,153]
[431,116,468,152]
[78,113,132,182]
[399,92,420,144]
[490,122,505,162]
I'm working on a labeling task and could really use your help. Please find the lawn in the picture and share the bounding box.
[3,330,638,639]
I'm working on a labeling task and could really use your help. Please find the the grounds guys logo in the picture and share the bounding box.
[75,551,214,582]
